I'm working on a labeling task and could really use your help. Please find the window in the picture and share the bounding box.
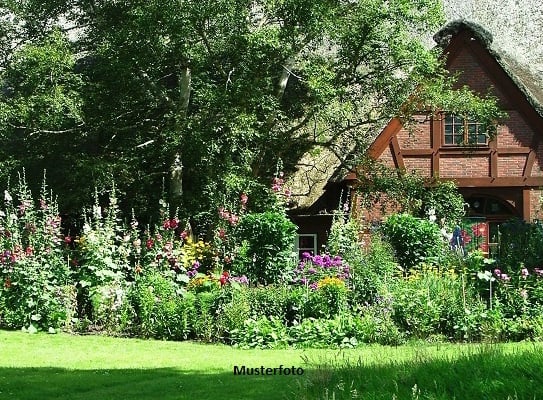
[443,114,488,146]
[294,234,317,259]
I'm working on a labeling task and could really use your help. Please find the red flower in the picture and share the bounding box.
[25,247,33,256]
[169,219,179,229]
[220,271,230,286]
[64,236,72,244]
[162,219,171,229]
[146,238,154,249]
[460,230,472,245]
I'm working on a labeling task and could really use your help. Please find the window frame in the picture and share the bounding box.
[294,234,317,259]
[442,113,489,147]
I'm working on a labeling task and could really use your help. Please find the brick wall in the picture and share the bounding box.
[497,111,535,147]
[404,156,432,176]
[378,144,397,168]
[439,155,490,177]
[498,155,526,177]
[448,46,509,105]
[396,119,432,149]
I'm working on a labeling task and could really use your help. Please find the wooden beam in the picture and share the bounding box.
[489,139,498,178]
[451,177,543,187]
[390,136,405,170]
[498,147,532,155]
[523,150,536,178]
[367,118,403,159]
[402,149,434,156]
[523,188,531,221]
[431,114,441,177]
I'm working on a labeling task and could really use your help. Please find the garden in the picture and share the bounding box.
[1,172,543,349]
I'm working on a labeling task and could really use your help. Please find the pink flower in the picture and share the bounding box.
[240,193,248,207]
[146,238,154,249]
[521,268,529,279]
[180,230,188,240]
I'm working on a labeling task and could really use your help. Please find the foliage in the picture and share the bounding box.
[0,173,75,330]
[498,219,543,270]
[232,211,296,285]
[388,265,484,340]
[0,0,502,228]
[356,159,466,225]
[130,271,194,340]
[382,213,445,270]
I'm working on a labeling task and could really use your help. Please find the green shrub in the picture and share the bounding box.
[246,285,305,325]
[232,211,296,285]
[214,287,251,343]
[498,219,543,270]
[353,236,398,304]
[304,278,349,319]
[90,282,135,335]
[192,291,220,341]
[230,316,290,349]
[130,272,194,340]
[388,266,481,340]
[382,213,444,270]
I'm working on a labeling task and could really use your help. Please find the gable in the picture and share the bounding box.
[362,23,543,222]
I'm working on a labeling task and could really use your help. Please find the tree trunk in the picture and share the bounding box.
[170,66,191,204]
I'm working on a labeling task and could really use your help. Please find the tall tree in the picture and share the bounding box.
[0,0,502,230]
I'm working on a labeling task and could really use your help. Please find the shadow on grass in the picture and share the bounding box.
[3,345,543,400]
[296,344,543,400]
[0,367,301,400]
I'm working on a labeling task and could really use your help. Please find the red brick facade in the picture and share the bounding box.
[360,26,543,224]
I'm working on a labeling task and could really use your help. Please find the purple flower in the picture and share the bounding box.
[231,275,249,285]
[312,255,324,266]
[308,268,317,274]
[192,261,200,269]
[494,268,501,276]
[309,282,318,290]
[301,252,312,260]
[187,270,197,278]
[521,268,529,278]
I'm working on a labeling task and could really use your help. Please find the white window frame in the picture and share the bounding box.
[294,234,317,259]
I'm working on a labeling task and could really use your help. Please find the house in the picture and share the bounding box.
[288,20,543,255]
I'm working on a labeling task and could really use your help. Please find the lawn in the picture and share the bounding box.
[1,330,543,400]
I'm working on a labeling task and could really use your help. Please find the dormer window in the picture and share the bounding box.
[443,114,488,146]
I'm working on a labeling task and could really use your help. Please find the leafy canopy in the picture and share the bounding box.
[0,0,501,229]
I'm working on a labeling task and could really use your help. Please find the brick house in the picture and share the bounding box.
[288,21,543,255]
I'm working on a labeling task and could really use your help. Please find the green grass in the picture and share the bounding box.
[1,330,543,399]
